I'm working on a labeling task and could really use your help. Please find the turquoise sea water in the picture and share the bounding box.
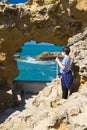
[15,42,63,81]
[0,0,28,4]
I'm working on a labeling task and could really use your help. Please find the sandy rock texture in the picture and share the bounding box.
[0,0,87,86]
[0,1,87,129]
[69,30,87,78]
[0,79,87,130]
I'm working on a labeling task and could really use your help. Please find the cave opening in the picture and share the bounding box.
[14,40,63,82]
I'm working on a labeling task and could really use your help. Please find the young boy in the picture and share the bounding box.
[56,46,73,99]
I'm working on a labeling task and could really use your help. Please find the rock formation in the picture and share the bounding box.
[0,0,87,86]
[68,30,87,90]
[69,30,87,78]
[0,79,87,130]
[0,0,87,129]
[28,0,58,5]
[35,52,61,60]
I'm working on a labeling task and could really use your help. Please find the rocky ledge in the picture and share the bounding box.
[0,79,87,130]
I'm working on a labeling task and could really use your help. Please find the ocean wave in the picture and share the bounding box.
[17,56,55,65]
[41,72,45,76]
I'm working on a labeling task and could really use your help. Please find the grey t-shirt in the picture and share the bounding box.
[60,55,71,74]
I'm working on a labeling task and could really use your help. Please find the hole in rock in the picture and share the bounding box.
[13,40,63,96]
[14,40,63,82]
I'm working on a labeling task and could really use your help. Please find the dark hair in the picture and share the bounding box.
[62,46,70,55]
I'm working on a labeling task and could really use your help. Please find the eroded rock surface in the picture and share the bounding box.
[0,1,87,129]
[0,0,87,86]
[69,30,87,78]
[0,79,87,130]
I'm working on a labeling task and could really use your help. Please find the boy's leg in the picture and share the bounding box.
[62,86,68,99]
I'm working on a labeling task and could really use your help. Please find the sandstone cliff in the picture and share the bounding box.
[0,0,87,86]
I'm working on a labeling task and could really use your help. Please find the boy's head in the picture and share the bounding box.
[62,46,70,55]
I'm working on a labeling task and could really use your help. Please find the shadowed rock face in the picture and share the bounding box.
[0,0,87,86]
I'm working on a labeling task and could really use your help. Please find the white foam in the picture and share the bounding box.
[17,56,55,65]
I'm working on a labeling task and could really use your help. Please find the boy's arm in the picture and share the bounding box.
[55,57,66,70]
